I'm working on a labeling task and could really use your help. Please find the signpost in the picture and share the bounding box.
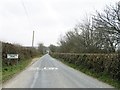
[7,54,19,65]
[7,54,19,59]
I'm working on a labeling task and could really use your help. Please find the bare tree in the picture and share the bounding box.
[93,2,120,52]
[57,2,120,53]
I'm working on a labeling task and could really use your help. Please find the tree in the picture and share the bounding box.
[48,44,58,53]
[93,2,120,52]
[38,43,45,54]
[57,2,120,53]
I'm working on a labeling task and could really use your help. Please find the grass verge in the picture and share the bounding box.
[2,56,41,83]
[59,59,120,89]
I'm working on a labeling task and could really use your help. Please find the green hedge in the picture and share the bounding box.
[51,53,120,81]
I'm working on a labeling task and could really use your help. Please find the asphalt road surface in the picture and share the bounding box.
[3,54,113,88]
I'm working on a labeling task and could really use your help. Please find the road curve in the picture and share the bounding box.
[3,54,114,88]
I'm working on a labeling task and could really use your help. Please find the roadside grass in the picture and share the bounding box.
[59,59,120,89]
[2,56,41,83]
[0,59,2,85]
[0,70,2,85]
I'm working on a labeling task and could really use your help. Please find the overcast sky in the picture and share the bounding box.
[0,0,119,47]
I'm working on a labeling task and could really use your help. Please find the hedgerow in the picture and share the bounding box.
[2,42,40,66]
[51,53,120,81]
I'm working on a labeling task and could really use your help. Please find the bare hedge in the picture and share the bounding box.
[51,53,120,81]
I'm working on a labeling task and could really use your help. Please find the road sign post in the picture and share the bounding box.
[7,54,19,65]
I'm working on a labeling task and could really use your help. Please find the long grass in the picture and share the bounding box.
[2,56,40,83]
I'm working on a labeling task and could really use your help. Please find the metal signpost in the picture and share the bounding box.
[7,54,19,65]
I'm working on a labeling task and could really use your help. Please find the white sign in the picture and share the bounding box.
[7,54,19,59]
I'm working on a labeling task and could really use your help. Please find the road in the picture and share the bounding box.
[3,54,113,88]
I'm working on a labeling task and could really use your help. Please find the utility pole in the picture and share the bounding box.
[32,31,34,47]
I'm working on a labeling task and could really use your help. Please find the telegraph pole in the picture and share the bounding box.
[32,31,34,47]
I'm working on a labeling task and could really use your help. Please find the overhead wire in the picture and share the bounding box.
[20,0,35,46]
[21,0,32,26]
